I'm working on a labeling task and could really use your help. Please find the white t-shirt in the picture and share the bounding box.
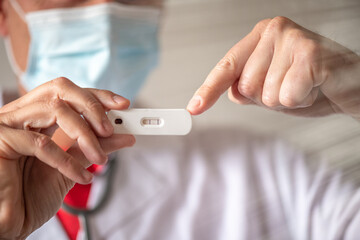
[27,129,360,240]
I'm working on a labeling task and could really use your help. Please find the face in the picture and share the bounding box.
[0,0,163,95]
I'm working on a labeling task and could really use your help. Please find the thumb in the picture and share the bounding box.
[186,19,270,115]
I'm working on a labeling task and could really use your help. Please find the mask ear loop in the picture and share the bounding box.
[8,0,27,22]
[5,0,27,81]
[3,37,24,79]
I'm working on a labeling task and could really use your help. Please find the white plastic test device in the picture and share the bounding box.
[107,109,192,135]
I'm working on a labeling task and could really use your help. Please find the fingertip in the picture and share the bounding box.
[78,136,108,165]
[96,150,109,165]
[126,134,136,147]
[186,95,205,115]
[113,95,130,109]
[187,107,204,116]
[80,168,94,184]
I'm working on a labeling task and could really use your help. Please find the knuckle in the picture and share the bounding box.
[253,18,272,33]
[265,16,291,34]
[35,134,52,151]
[215,53,237,73]
[272,16,291,26]
[296,39,320,62]
[60,154,73,170]
[50,77,72,89]
[238,78,257,98]
[285,29,305,43]
[77,121,92,136]
[49,98,66,110]
[48,77,75,98]
[85,97,103,112]
[53,153,74,172]
[0,112,15,127]
[304,39,320,52]
[53,77,72,86]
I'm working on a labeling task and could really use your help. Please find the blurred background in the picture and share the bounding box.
[0,0,359,168]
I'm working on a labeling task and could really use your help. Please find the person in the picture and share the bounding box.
[0,0,359,240]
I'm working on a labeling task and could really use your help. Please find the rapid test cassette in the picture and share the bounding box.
[107,109,192,135]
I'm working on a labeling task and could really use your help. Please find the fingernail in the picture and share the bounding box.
[88,141,108,164]
[127,135,136,147]
[81,169,93,183]
[113,95,125,104]
[187,95,202,112]
[100,150,108,163]
[103,154,109,164]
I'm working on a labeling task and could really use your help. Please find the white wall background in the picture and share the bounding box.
[0,0,359,166]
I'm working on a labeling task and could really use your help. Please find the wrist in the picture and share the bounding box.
[321,50,360,119]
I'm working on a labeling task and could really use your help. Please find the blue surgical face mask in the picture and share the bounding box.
[6,0,160,102]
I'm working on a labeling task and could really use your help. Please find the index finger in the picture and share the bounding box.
[186,19,270,115]
[1,78,130,138]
